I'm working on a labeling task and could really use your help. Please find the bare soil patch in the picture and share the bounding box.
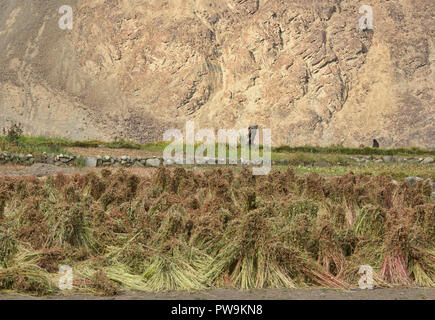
[0,288,433,300]
[0,165,158,178]
[66,147,161,158]
[0,163,79,177]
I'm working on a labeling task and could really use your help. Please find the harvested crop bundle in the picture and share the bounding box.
[0,228,17,267]
[142,242,210,291]
[204,206,301,289]
[0,167,433,296]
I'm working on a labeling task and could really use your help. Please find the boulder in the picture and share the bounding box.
[146,158,161,167]
[132,162,145,168]
[252,159,263,166]
[405,177,424,185]
[84,157,98,167]
[217,158,227,165]
[46,154,55,165]
[240,158,250,165]
[422,157,434,164]
[164,158,175,166]
[405,177,416,185]
[314,161,329,168]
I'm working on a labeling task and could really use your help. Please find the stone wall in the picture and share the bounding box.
[0,151,434,168]
[0,151,162,168]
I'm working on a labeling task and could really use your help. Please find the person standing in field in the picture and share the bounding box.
[373,139,379,148]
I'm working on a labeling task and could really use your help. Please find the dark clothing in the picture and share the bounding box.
[248,125,258,147]
[373,139,379,148]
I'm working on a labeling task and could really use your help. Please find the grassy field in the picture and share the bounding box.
[2,135,435,156]
[283,163,435,181]
[1,135,434,170]
[2,134,434,182]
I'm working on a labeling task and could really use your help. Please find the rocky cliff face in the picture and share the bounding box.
[0,0,433,147]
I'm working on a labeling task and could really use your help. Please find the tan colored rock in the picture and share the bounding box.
[0,0,433,148]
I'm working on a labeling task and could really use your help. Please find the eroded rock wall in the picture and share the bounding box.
[0,0,433,147]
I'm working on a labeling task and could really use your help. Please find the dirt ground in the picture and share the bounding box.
[0,163,80,177]
[0,288,433,300]
[66,147,162,158]
[0,164,158,178]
